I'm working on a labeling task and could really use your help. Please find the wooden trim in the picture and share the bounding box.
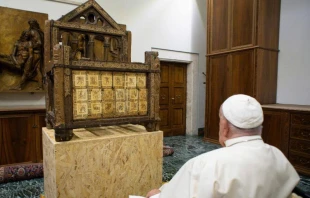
[64,69,73,125]
[44,20,52,73]
[262,104,310,112]
[56,116,151,129]
[59,66,160,73]
[53,67,65,126]
[69,61,160,73]
[206,45,279,56]
[207,46,259,56]
[127,31,132,62]
[253,48,258,98]
[53,21,125,36]
[257,46,280,52]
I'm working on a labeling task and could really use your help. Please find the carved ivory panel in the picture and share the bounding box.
[72,71,148,120]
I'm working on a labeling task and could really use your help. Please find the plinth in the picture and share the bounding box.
[43,125,163,198]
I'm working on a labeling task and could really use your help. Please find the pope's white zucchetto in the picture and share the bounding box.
[222,94,263,129]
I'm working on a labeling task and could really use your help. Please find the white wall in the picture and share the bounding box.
[0,0,76,20]
[277,0,310,105]
[0,0,207,130]
[191,0,207,128]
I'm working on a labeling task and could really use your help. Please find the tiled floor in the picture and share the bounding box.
[0,178,43,198]
[163,135,310,196]
[163,135,221,181]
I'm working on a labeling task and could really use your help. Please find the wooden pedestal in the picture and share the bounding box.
[42,125,163,198]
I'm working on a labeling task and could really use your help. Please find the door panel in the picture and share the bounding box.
[160,87,169,105]
[174,66,185,84]
[262,110,289,157]
[174,88,184,104]
[159,109,169,127]
[231,50,254,96]
[160,62,187,136]
[206,55,231,142]
[173,109,183,126]
[161,65,170,84]
[1,114,36,164]
[231,0,256,48]
[210,0,230,53]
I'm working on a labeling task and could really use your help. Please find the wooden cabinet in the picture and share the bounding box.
[205,0,281,143]
[262,104,310,176]
[262,109,290,157]
[0,106,45,165]
[208,0,281,54]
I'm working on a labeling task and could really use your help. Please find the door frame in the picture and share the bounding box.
[152,48,199,135]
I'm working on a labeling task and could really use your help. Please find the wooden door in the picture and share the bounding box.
[160,62,187,136]
[0,114,36,164]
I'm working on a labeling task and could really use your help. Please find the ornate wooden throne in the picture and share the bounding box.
[44,0,160,141]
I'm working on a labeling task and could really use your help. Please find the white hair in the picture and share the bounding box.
[227,120,262,135]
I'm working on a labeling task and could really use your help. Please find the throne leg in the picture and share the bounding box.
[55,128,73,142]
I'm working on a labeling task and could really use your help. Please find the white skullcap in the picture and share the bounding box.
[222,94,263,129]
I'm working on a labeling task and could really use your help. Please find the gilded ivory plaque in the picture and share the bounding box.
[137,73,147,88]
[101,72,112,88]
[126,73,137,88]
[72,70,147,120]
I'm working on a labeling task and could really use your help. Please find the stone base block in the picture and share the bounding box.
[43,125,163,198]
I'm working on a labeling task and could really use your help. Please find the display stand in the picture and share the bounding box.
[43,125,163,198]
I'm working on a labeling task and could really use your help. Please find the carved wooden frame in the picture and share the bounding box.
[44,0,160,141]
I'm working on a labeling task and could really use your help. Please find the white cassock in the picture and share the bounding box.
[158,135,300,198]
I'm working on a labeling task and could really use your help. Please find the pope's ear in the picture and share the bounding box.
[222,120,230,137]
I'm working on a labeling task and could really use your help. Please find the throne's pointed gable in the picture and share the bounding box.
[58,0,121,31]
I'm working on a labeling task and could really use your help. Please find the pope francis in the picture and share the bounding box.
[146,94,300,198]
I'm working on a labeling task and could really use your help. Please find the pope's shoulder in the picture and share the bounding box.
[186,142,286,165]
[185,146,228,165]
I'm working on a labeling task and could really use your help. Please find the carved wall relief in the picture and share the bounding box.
[0,7,47,92]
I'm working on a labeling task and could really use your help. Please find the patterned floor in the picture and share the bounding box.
[0,135,309,197]
[0,178,43,198]
[163,135,221,181]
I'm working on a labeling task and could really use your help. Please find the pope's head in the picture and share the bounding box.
[218,94,264,147]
